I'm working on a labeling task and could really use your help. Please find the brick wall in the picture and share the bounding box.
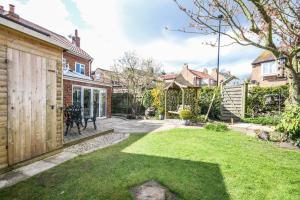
[63,79,112,117]
[64,52,91,77]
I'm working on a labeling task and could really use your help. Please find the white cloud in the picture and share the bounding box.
[1,0,75,36]
[1,0,257,77]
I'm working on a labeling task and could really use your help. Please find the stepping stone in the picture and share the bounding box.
[130,180,176,200]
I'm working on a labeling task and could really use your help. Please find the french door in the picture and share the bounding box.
[72,86,107,118]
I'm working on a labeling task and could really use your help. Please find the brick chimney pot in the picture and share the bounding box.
[9,4,15,14]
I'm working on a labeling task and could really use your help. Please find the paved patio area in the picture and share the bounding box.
[100,117,191,134]
[63,117,186,144]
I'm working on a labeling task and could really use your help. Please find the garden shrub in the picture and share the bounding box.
[242,115,281,126]
[204,123,228,132]
[151,84,165,113]
[269,131,287,142]
[198,86,221,119]
[277,105,300,146]
[246,85,288,117]
[191,115,206,123]
[179,109,193,120]
[112,93,132,114]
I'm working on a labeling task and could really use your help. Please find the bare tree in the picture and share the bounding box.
[174,0,300,104]
[111,51,161,117]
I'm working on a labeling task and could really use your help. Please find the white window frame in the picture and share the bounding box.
[75,62,85,75]
[72,85,107,119]
[261,61,277,76]
[63,58,67,70]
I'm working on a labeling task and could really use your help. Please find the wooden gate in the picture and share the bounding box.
[220,83,248,121]
[7,48,58,165]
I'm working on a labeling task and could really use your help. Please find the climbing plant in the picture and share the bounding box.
[166,89,182,112]
[183,88,199,115]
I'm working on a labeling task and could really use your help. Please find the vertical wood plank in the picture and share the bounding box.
[41,57,47,153]
[35,55,42,155]
[13,49,20,164]
[50,59,57,150]
[7,48,14,165]
[23,52,32,160]
[7,48,20,164]
[30,54,37,156]
[46,59,57,151]
[19,51,26,161]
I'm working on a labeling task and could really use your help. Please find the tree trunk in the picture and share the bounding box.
[286,58,300,105]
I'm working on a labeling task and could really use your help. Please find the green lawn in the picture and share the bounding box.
[1,128,300,200]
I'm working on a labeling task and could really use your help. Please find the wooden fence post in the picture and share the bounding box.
[241,82,248,118]
[164,90,167,119]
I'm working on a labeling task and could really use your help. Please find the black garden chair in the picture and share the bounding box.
[64,103,83,136]
[83,103,98,130]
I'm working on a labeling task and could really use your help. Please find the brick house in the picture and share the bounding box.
[161,64,216,87]
[3,4,112,118]
[251,51,288,87]
[62,31,112,118]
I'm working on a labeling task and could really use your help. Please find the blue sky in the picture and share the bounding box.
[3,0,261,77]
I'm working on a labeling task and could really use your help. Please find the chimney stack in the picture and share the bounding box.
[72,29,81,47]
[0,5,4,14]
[9,4,15,14]
[183,63,189,70]
[6,4,19,20]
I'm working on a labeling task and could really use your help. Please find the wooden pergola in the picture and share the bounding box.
[164,78,199,119]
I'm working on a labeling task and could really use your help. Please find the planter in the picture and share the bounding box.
[182,119,190,126]
[158,114,164,120]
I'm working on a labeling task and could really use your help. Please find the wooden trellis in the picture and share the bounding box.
[164,81,199,119]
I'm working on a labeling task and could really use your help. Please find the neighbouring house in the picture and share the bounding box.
[0,5,66,168]
[161,64,216,87]
[91,67,123,93]
[210,68,232,85]
[251,51,289,87]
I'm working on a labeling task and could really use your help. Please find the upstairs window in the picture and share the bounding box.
[262,61,277,76]
[75,62,85,75]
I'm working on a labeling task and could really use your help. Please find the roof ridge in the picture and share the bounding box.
[13,15,93,60]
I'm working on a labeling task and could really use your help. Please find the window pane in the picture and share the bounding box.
[99,89,107,117]
[72,87,81,105]
[83,88,91,117]
[93,90,100,117]
[80,65,85,75]
[76,63,81,73]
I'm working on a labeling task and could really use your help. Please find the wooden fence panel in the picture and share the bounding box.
[220,83,248,121]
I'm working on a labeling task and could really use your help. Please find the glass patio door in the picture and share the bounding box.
[99,89,107,117]
[72,86,106,118]
[72,86,82,105]
[83,88,91,117]
[93,89,100,117]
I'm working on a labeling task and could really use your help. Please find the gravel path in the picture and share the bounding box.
[64,133,129,155]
